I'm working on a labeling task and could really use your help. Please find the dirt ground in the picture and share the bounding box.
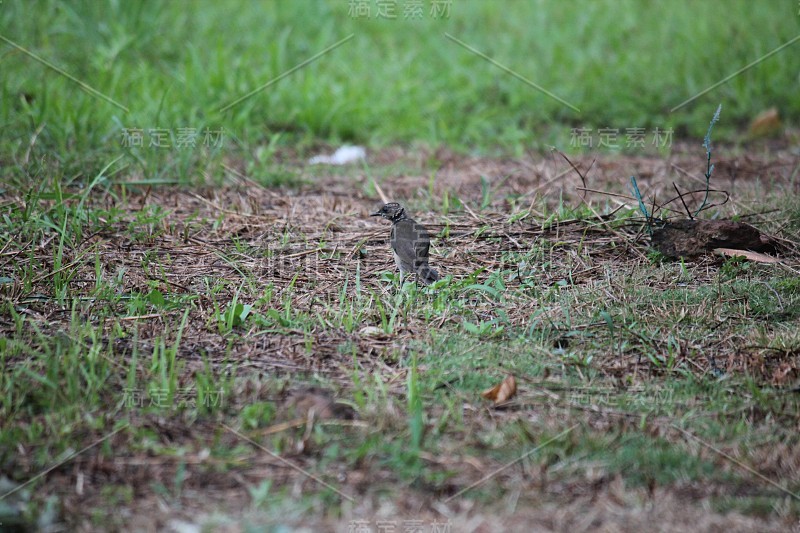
[5,141,800,532]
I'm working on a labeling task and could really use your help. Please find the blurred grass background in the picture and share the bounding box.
[1,0,799,180]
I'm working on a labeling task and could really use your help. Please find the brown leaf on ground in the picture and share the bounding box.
[748,107,781,137]
[481,375,517,404]
[286,387,355,420]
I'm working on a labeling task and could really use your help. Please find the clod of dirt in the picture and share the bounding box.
[650,219,777,259]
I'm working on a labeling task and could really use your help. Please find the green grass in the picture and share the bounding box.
[2,0,800,182]
[2,1,800,528]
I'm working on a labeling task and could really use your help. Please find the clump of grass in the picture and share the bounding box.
[694,104,722,216]
[629,104,725,229]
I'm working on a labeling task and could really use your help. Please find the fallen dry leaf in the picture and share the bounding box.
[481,375,517,404]
[713,248,780,264]
[748,107,781,137]
[286,387,355,420]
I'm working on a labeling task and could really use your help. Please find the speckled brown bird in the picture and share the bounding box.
[370,202,440,285]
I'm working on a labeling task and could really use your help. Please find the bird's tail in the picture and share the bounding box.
[417,264,440,285]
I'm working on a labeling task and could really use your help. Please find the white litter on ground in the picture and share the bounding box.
[308,145,366,165]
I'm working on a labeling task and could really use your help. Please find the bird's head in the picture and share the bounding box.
[370,202,406,222]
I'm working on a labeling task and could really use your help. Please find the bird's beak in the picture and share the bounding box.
[370,211,381,217]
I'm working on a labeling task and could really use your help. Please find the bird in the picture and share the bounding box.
[370,202,440,285]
